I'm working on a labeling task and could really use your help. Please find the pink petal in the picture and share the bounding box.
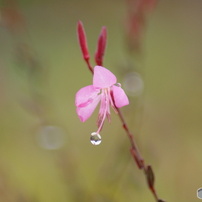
[112,85,129,108]
[93,66,117,88]
[76,98,100,122]
[75,85,101,122]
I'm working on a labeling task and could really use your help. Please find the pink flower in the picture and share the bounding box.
[75,66,129,133]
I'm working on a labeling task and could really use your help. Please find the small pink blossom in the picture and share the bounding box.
[75,66,129,133]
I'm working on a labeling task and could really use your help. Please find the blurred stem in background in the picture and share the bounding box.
[1,0,46,122]
[1,1,101,201]
[122,0,158,133]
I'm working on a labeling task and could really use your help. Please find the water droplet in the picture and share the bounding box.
[197,188,202,199]
[115,83,121,87]
[90,132,102,145]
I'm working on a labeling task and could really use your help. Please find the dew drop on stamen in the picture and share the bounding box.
[90,132,102,145]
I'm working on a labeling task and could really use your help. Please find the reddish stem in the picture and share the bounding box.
[86,59,94,74]
[77,21,164,202]
[89,69,161,201]
[116,107,162,201]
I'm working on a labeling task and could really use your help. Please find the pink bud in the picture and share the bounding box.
[95,26,107,66]
[77,21,90,61]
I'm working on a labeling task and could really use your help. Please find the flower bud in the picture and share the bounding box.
[77,21,90,61]
[95,26,107,66]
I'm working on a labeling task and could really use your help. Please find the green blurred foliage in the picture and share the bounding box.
[0,0,202,201]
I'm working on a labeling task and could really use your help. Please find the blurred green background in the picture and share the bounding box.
[0,0,202,201]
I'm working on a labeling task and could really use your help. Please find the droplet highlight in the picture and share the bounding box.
[90,132,102,145]
[197,188,202,199]
[115,83,121,87]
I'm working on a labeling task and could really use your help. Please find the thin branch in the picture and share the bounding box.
[114,100,163,201]
[88,68,163,201]
[77,20,165,202]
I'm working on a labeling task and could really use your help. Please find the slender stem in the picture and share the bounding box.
[85,59,94,74]
[116,108,144,168]
[84,50,164,202]
[116,107,161,201]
